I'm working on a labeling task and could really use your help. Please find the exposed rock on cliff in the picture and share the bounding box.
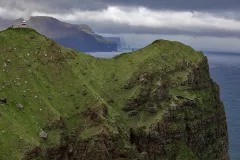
[0,28,229,160]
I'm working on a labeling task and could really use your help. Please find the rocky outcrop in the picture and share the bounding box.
[0,98,7,104]
[181,57,211,89]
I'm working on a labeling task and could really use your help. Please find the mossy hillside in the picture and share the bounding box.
[0,28,96,159]
[0,28,219,159]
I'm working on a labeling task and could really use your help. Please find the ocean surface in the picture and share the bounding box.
[87,51,240,160]
[205,52,240,160]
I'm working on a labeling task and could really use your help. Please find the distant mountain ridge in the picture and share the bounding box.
[0,16,117,52]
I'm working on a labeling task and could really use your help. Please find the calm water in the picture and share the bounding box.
[205,52,240,160]
[88,51,240,160]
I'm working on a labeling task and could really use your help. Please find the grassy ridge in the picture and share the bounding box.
[0,28,204,159]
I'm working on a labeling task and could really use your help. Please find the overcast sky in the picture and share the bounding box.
[1,0,240,52]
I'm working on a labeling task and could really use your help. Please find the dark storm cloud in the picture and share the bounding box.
[0,0,105,13]
[1,0,240,12]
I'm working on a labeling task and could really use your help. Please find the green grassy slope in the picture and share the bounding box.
[0,28,209,159]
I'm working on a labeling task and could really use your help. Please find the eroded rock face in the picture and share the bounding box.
[124,59,228,160]
[182,57,211,89]
[123,78,169,116]
[130,98,229,160]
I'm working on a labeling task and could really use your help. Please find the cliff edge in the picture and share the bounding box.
[0,28,229,160]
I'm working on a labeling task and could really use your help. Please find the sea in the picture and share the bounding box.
[87,50,240,160]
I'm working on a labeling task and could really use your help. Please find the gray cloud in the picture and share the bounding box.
[95,0,240,11]
[87,21,240,38]
[1,4,240,39]
[1,0,240,13]
[32,8,240,39]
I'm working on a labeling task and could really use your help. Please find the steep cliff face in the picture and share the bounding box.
[0,28,228,160]
[123,57,229,160]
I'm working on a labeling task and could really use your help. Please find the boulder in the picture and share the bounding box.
[16,103,24,109]
[139,76,147,83]
[4,82,11,87]
[0,98,7,104]
[39,130,48,139]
